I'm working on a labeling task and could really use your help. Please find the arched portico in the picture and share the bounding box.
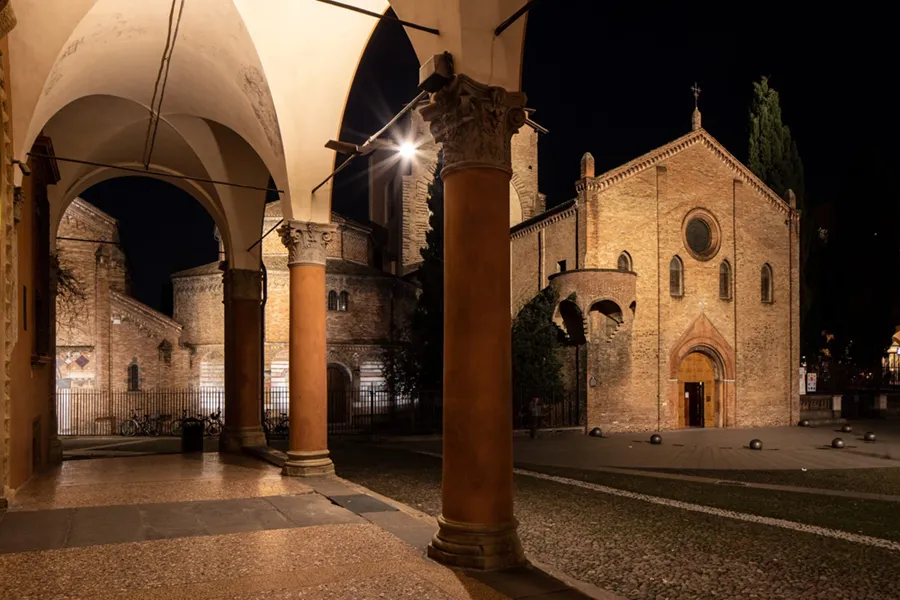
[5,0,532,570]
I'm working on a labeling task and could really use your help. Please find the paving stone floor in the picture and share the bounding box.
[331,442,900,600]
[0,452,597,600]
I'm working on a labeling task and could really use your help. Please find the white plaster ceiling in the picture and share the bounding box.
[10,0,529,234]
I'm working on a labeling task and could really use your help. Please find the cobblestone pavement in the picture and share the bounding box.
[331,442,900,600]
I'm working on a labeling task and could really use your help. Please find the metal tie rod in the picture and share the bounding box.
[316,0,440,35]
[25,153,284,195]
[249,89,431,253]
[495,0,540,37]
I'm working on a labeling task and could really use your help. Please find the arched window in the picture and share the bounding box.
[128,362,140,392]
[719,261,732,300]
[669,256,684,297]
[761,264,773,303]
[327,290,338,311]
[617,252,632,272]
[338,291,349,312]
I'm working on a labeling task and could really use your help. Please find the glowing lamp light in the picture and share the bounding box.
[399,141,416,159]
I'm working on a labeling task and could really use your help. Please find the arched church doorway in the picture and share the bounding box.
[677,351,719,428]
[327,364,352,424]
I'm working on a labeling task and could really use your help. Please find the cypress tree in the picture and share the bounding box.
[748,76,805,206]
[748,76,818,359]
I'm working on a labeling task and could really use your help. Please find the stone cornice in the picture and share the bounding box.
[110,291,183,336]
[510,201,577,240]
[279,220,338,266]
[421,74,527,175]
[577,129,797,220]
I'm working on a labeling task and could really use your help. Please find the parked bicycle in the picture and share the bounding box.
[263,410,289,438]
[202,408,223,436]
[170,408,189,436]
[120,410,163,437]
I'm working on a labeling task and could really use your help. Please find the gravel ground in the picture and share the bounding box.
[646,467,900,496]
[332,442,900,600]
[517,463,900,542]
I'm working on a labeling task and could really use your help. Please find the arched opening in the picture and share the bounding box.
[588,300,623,343]
[557,298,586,345]
[617,251,632,272]
[761,263,774,303]
[669,256,684,297]
[327,363,352,424]
[54,177,222,435]
[677,348,724,428]
[719,260,732,300]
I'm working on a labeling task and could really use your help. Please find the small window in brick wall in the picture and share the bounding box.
[128,360,140,392]
[338,291,349,312]
[158,340,173,366]
[328,290,338,311]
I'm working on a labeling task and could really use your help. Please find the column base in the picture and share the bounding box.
[281,449,335,477]
[427,515,527,571]
[219,426,267,453]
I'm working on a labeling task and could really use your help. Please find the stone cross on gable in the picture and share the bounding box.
[691,82,701,108]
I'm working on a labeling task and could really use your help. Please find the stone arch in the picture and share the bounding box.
[668,314,736,428]
[587,299,624,343]
[509,182,524,226]
[554,298,586,346]
[38,95,271,270]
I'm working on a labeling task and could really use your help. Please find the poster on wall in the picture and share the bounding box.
[806,372,817,393]
[799,367,806,396]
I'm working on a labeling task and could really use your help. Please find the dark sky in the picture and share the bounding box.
[78,2,899,365]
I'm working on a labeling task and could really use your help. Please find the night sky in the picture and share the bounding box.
[78,2,899,366]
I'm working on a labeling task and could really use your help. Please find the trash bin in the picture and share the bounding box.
[181,418,205,453]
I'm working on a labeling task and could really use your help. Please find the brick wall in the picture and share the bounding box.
[510,204,578,316]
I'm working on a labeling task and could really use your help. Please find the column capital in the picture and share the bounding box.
[222,268,262,301]
[420,74,527,176]
[278,220,338,267]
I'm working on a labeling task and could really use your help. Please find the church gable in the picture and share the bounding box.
[58,198,119,242]
[587,130,796,220]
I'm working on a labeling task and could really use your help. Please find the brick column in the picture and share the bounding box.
[220,268,266,451]
[278,221,337,476]
[421,74,528,570]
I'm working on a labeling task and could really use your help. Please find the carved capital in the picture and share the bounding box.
[0,0,17,40]
[420,75,527,176]
[223,268,262,301]
[278,221,338,267]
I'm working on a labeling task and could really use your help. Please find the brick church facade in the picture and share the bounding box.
[507,109,800,431]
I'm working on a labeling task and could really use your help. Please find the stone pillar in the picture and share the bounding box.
[221,268,266,451]
[421,74,528,570]
[279,221,337,476]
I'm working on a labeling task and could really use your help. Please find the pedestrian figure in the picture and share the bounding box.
[529,397,543,439]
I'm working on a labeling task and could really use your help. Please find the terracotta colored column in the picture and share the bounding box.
[421,74,528,570]
[278,221,337,476]
[221,268,266,451]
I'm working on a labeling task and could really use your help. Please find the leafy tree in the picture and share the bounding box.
[511,286,567,395]
[383,153,444,393]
